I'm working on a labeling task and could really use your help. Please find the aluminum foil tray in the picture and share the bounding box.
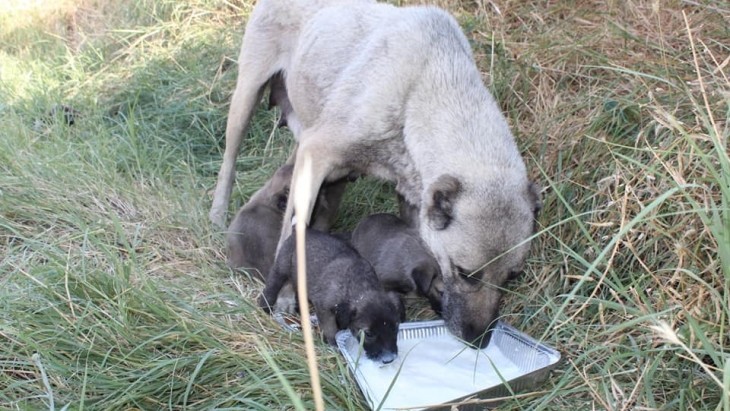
[336,319,561,410]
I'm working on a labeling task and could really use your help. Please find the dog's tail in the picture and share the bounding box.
[293,152,325,411]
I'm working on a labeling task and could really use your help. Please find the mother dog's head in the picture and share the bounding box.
[420,174,541,348]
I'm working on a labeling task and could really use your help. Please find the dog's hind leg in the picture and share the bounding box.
[209,31,283,227]
[276,135,350,253]
[310,177,348,231]
[273,131,350,314]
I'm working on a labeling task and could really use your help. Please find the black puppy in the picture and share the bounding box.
[351,213,444,314]
[258,228,401,363]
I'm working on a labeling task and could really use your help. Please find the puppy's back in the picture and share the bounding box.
[352,214,434,286]
[226,204,283,279]
[226,165,292,276]
[352,213,442,315]
[284,229,377,286]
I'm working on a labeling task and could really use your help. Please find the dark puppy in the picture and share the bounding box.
[258,229,400,363]
[352,213,443,314]
[227,165,347,280]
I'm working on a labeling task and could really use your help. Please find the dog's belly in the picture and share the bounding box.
[352,139,422,207]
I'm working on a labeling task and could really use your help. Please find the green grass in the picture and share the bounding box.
[1,0,729,409]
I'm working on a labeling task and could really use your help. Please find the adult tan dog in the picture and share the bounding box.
[210,0,541,348]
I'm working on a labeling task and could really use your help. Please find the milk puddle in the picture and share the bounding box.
[351,334,523,410]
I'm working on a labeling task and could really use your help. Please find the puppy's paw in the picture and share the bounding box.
[274,293,297,314]
[257,294,273,314]
[322,332,338,346]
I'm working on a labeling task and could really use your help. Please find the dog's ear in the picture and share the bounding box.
[426,175,462,230]
[335,302,354,329]
[527,181,542,217]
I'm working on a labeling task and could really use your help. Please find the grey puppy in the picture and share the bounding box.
[258,228,401,363]
[226,165,292,278]
[227,164,346,280]
[211,0,542,348]
[351,213,443,315]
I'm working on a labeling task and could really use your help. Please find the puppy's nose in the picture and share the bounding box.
[379,351,397,364]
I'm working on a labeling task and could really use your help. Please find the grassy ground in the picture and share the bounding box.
[1,0,728,409]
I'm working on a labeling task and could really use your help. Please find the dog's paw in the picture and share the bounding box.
[209,208,226,229]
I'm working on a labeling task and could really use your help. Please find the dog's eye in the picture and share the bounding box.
[456,266,480,285]
[507,270,522,282]
[361,329,374,339]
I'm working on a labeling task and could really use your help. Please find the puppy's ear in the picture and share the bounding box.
[411,265,436,295]
[527,181,542,216]
[387,292,406,322]
[426,175,462,230]
[335,302,354,329]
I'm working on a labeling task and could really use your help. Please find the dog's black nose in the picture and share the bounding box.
[463,325,493,349]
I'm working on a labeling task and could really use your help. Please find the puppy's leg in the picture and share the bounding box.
[258,237,294,313]
[273,282,298,314]
[318,310,339,346]
[209,31,282,227]
[398,193,420,228]
[258,273,287,314]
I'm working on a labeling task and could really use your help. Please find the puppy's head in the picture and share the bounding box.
[420,174,541,348]
[412,263,444,315]
[336,292,401,364]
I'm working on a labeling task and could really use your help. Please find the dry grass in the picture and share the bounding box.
[1,0,729,409]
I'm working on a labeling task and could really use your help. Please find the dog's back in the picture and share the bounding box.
[226,205,283,278]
